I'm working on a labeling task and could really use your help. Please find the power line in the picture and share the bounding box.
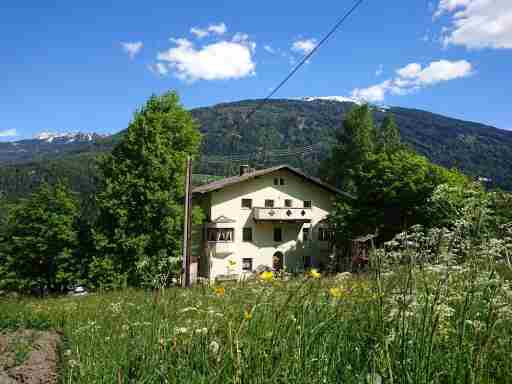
[244,0,365,122]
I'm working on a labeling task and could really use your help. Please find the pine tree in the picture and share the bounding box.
[323,104,376,193]
[378,114,401,154]
[93,91,201,286]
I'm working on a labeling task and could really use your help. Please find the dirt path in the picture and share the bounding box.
[0,329,60,384]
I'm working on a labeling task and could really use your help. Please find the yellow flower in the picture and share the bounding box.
[309,269,321,279]
[329,287,342,298]
[214,287,225,297]
[244,310,253,321]
[259,271,274,281]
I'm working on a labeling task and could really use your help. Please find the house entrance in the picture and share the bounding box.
[273,251,284,271]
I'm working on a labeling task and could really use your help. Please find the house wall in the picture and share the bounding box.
[199,169,336,280]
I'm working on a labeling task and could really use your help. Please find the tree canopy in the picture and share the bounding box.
[93,91,201,287]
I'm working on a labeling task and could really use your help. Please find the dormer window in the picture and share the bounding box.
[265,199,274,208]
[280,178,285,185]
[303,200,312,208]
[284,199,293,208]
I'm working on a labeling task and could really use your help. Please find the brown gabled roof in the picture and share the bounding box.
[192,164,353,199]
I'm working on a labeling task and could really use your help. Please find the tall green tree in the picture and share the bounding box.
[0,181,80,293]
[94,91,201,286]
[378,114,401,154]
[324,105,468,245]
[322,104,376,193]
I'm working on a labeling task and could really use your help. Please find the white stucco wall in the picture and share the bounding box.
[198,169,336,280]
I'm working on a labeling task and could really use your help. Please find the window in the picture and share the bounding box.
[242,258,253,271]
[207,228,234,242]
[241,198,252,209]
[284,199,293,208]
[265,199,274,208]
[303,200,312,208]
[274,227,282,242]
[243,227,253,242]
[273,178,279,186]
[302,227,310,241]
[280,178,285,185]
[318,228,335,242]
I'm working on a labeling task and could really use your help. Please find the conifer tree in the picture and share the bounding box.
[94,91,201,286]
[378,114,401,154]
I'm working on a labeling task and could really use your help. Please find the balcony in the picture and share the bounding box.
[208,241,235,256]
[253,207,312,223]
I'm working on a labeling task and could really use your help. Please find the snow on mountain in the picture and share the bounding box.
[301,96,392,112]
[34,132,106,143]
[301,96,364,105]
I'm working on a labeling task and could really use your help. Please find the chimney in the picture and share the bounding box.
[239,165,250,176]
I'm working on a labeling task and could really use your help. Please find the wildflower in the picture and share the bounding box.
[214,287,225,297]
[259,271,273,281]
[244,310,253,321]
[309,269,321,279]
[329,287,343,298]
[64,349,72,357]
[68,359,80,369]
[195,327,208,335]
[174,327,189,335]
[209,340,220,355]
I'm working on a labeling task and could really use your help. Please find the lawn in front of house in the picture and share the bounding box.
[1,267,511,384]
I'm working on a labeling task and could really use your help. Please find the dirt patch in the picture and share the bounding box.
[0,329,60,384]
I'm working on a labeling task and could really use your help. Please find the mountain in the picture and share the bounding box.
[0,132,110,164]
[1,98,511,203]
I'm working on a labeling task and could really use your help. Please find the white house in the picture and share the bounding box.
[192,165,351,281]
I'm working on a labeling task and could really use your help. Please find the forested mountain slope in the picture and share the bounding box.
[1,98,511,202]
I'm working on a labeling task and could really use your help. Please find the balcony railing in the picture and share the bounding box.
[207,241,235,255]
[253,207,312,222]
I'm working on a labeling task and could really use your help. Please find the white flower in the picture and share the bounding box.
[209,340,220,355]
[174,327,189,335]
[194,327,208,335]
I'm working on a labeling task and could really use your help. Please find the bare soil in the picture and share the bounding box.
[0,329,60,384]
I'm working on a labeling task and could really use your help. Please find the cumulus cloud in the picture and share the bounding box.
[435,0,512,49]
[291,38,317,55]
[351,59,473,102]
[121,41,143,59]
[264,44,276,54]
[148,62,169,76]
[0,129,17,138]
[156,36,256,82]
[190,22,227,39]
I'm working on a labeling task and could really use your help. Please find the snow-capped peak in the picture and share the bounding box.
[34,131,106,143]
[301,96,364,105]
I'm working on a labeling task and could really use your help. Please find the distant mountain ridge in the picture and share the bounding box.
[0,98,511,202]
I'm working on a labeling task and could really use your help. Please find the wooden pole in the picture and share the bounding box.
[182,156,193,287]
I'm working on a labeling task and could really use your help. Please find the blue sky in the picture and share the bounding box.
[1,0,511,140]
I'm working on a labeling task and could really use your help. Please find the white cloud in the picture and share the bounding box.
[291,38,317,55]
[208,22,227,35]
[190,27,209,39]
[0,129,17,138]
[264,45,276,54]
[121,41,143,59]
[435,0,512,49]
[352,81,390,103]
[156,37,256,82]
[375,64,384,76]
[148,62,169,76]
[190,22,228,39]
[351,59,473,102]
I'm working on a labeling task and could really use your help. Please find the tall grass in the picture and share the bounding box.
[1,223,512,383]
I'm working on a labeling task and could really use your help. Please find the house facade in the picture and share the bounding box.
[192,165,348,281]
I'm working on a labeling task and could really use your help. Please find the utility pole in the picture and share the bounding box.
[182,156,193,288]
